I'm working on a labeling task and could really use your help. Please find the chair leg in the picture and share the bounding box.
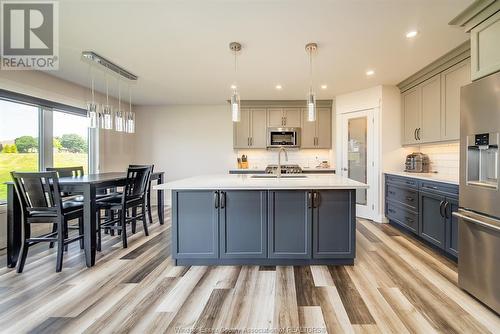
[56,221,65,272]
[17,224,31,273]
[121,210,128,248]
[142,202,149,236]
[147,189,153,224]
[49,223,57,248]
[63,221,69,252]
[78,217,84,249]
[131,207,137,234]
[96,210,102,252]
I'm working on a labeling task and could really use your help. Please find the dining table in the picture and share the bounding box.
[6,171,165,269]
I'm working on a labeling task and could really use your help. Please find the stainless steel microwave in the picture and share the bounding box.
[267,127,301,148]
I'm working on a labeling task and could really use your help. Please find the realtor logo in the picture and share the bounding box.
[1,0,59,70]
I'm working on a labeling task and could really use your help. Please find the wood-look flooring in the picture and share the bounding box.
[0,208,498,333]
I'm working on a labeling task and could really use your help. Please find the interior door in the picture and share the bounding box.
[341,109,375,219]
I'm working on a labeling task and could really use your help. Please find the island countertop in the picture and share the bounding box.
[154,173,368,190]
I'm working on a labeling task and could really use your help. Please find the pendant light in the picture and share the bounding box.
[126,84,135,133]
[101,73,113,130]
[229,42,242,122]
[115,77,124,132]
[86,66,98,128]
[305,43,317,122]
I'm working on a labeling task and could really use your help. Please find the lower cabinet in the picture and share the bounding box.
[172,191,219,259]
[220,191,267,258]
[268,190,311,259]
[419,191,446,249]
[445,197,459,257]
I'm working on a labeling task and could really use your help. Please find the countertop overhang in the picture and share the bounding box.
[384,171,459,185]
[154,174,368,190]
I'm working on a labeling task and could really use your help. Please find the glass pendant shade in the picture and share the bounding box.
[126,111,135,133]
[231,91,240,122]
[307,91,316,122]
[101,105,113,130]
[115,110,124,132]
[87,102,98,128]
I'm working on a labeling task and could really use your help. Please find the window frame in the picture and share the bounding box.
[0,90,97,204]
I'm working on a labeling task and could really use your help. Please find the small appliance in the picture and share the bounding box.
[267,127,300,148]
[404,152,430,173]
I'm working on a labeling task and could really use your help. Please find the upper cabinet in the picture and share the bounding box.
[399,49,471,145]
[450,1,500,80]
[301,107,331,149]
[233,108,267,149]
[267,108,301,127]
[470,11,500,80]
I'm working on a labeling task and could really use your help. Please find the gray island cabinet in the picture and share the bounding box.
[159,174,367,266]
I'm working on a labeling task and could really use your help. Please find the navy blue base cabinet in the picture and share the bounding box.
[385,174,459,259]
[172,189,356,265]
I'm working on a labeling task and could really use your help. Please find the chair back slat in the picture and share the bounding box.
[46,166,84,178]
[124,166,151,200]
[11,172,63,214]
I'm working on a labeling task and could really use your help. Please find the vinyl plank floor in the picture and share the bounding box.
[0,208,498,333]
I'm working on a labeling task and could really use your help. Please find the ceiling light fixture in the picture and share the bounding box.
[101,73,113,130]
[321,84,327,90]
[126,85,135,133]
[366,70,375,76]
[305,42,318,122]
[275,84,282,90]
[86,66,98,128]
[115,77,124,132]
[229,42,242,122]
[406,30,418,38]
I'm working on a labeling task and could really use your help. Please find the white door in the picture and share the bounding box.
[340,109,376,220]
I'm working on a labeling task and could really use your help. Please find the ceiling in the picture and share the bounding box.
[52,0,474,105]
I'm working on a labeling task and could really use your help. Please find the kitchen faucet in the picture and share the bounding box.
[277,147,288,178]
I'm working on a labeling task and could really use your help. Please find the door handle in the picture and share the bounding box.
[443,201,449,219]
[307,192,313,208]
[453,211,500,233]
[214,191,219,209]
[220,191,226,209]
[439,200,445,217]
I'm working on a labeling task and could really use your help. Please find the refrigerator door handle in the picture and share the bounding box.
[453,210,500,233]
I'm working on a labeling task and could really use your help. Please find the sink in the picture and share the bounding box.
[251,174,308,179]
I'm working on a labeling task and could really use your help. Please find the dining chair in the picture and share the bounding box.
[97,166,152,248]
[129,164,155,225]
[10,171,85,273]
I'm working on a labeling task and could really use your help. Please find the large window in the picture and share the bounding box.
[0,100,39,201]
[0,95,93,202]
[53,110,89,173]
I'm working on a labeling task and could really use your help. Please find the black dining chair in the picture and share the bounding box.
[97,166,152,249]
[129,164,155,225]
[10,171,85,273]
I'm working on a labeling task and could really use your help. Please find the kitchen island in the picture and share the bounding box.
[155,174,368,265]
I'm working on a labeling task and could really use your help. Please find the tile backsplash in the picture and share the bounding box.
[407,142,459,177]
[234,149,332,170]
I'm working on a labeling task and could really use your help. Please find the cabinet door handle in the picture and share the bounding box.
[444,201,449,219]
[439,200,445,217]
[250,137,253,146]
[406,196,414,202]
[220,191,226,209]
[307,192,313,208]
[405,217,414,223]
[414,128,418,141]
[313,192,321,208]
[388,190,396,195]
[388,208,396,214]
[214,191,219,209]
[417,128,421,140]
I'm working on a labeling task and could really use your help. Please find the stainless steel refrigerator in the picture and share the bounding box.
[455,71,500,314]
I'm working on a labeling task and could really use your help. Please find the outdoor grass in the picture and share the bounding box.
[0,153,87,200]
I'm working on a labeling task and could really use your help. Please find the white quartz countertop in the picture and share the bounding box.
[154,174,368,190]
[385,171,459,185]
[229,167,336,173]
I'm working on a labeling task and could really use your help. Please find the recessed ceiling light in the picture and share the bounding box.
[320,84,327,89]
[275,84,282,90]
[406,30,418,38]
[366,70,375,76]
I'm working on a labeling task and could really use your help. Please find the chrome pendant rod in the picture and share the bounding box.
[82,51,138,81]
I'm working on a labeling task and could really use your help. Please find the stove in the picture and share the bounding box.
[265,164,303,174]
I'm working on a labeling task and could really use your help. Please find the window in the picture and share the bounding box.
[53,110,89,173]
[0,92,95,203]
[0,100,39,201]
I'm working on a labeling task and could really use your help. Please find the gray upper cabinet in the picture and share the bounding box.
[420,75,442,143]
[300,107,331,148]
[313,190,355,258]
[441,59,471,141]
[267,108,301,127]
[402,87,421,145]
[268,190,311,259]
[470,11,500,80]
[220,191,267,258]
[233,108,267,149]
[172,191,219,259]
